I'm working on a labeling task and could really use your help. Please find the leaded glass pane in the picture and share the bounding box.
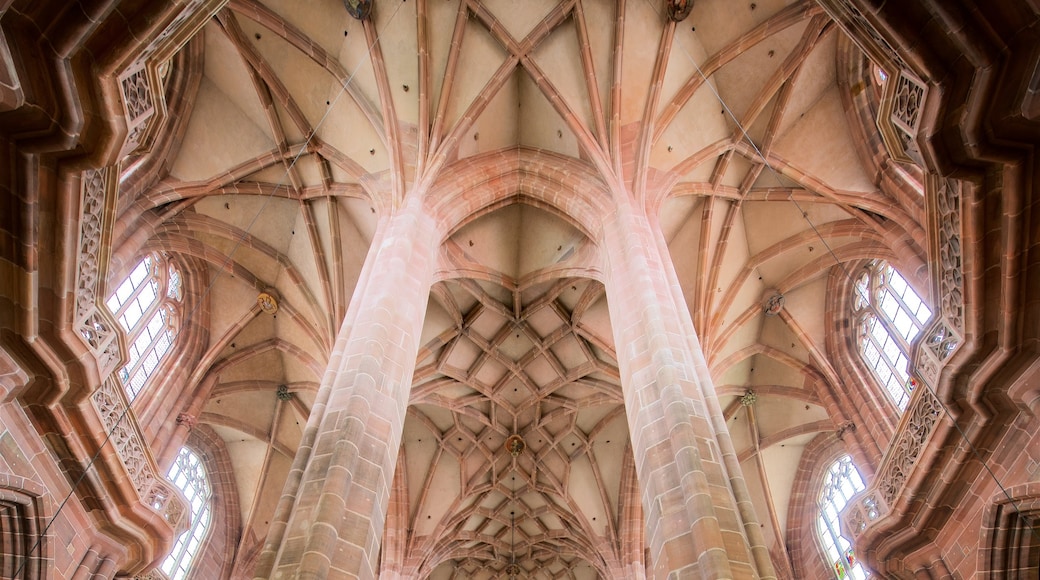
[106,253,181,400]
[161,447,212,580]
[818,456,868,580]
[854,261,931,411]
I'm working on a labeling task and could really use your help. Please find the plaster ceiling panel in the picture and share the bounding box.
[472,358,509,390]
[372,0,419,125]
[740,455,779,546]
[659,195,701,245]
[315,85,389,175]
[518,70,580,157]
[588,413,628,508]
[728,411,753,453]
[249,453,293,544]
[744,94,778,146]
[759,314,811,364]
[619,0,659,126]
[713,204,754,293]
[204,275,260,351]
[242,164,293,185]
[774,30,838,140]
[549,334,589,371]
[446,335,482,373]
[567,454,610,534]
[524,354,558,390]
[426,0,462,117]
[712,315,764,367]
[772,87,875,192]
[518,206,587,280]
[529,18,596,138]
[711,21,809,125]
[721,155,755,189]
[760,432,813,532]
[741,199,850,258]
[555,279,594,312]
[271,311,324,355]
[717,275,765,332]
[526,304,565,338]
[263,0,348,56]
[776,277,828,353]
[751,166,804,189]
[402,415,441,517]
[169,78,276,182]
[334,13,382,120]
[292,155,324,189]
[194,195,299,257]
[202,24,274,140]
[579,0,615,118]
[483,0,560,41]
[574,299,613,357]
[235,17,337,131]
[284,203,329,315]
[280,349,323,384]
[498,330,534,362]
[746,353,806,389]
[450,203,520,278]
[206,389,277,429]
[659,20,710,115]
[220,436,268,521]
[419,300,458,358]
[217,314,275,359]
[718,358,751,389]
[219,349,286,384]
[457,69,518,159]
[339,197,378,248]
[445,18,510,131]
[653,83,731,172]
[690,0,795,57]
[754,397,828,439]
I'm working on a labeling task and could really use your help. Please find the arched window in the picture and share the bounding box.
[162,447,212,580]
[818,455,868,579]
[106,252,182,399]
[853,261,931,410]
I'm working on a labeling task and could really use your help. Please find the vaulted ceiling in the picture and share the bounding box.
[123,0,923,576]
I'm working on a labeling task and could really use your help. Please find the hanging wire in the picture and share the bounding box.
[15,1,408,576]
[639,0,1038,552]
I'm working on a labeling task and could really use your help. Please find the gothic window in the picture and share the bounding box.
[818,455,868,580]
[161,447,212,580]
[106,252,182,399]
[853,261,931,410]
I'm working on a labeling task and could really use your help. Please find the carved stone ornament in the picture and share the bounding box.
[344,0,372,20]
[257,292,279,314]
[666,0,694,22]
[505,434,525,457]
[176,412,198,428]
[763,292,784,316]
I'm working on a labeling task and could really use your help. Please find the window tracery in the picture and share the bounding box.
[818,455,868,580]
[106,252,182,399]
[853,261,931,410]
[161,447,213,580]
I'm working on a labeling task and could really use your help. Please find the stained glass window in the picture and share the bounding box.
[161,447,212,580]
[818,455,868,580]
[853,261,931,410]
[106,253,181,399]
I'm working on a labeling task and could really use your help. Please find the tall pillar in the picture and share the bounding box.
[255,191,438,580]
[602,197,777,580]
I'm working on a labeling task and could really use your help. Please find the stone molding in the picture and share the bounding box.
[840,173,965,546]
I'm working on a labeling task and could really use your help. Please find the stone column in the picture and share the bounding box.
[255,191,438,580]
[601,197,777,580]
